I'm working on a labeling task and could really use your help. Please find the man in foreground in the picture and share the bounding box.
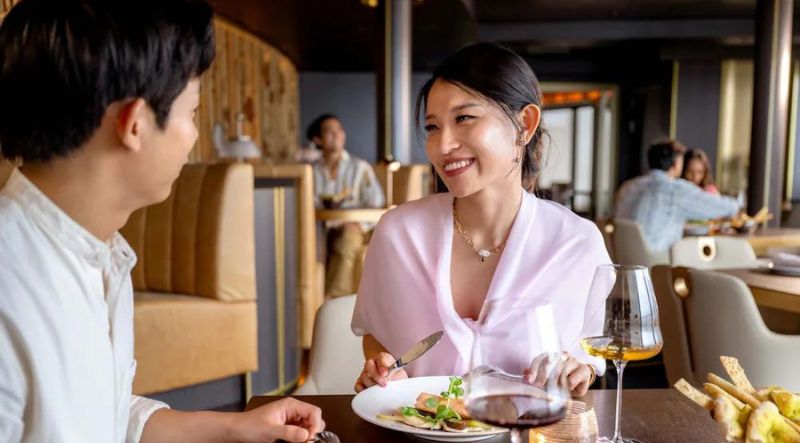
[0,1,323,441]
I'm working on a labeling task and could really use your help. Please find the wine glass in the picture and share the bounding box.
[464,300,572,443]
[580,264,663,443]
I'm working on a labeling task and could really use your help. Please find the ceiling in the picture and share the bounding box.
[475,0,757,22]
[212,0,795,72]
[210,0,474,71]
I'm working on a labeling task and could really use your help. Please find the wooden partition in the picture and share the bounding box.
[194,18,299,163]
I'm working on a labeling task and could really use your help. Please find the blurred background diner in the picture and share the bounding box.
[2,0,799,418]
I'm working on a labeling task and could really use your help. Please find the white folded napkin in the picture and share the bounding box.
[770,250,800,268]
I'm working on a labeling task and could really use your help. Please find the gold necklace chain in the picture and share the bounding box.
[452,199,505,263]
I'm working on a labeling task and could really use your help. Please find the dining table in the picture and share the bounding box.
[729,227,800,256]
[718,268,800,314]
[246,389,722,442]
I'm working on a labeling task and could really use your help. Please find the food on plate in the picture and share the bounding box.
[747,402,800,443]
[675,356,800,442]
[376,376,498,433]
[713,395,750,441]
[771,389,800,424]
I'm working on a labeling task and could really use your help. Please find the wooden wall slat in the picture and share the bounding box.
[194,17,299,163]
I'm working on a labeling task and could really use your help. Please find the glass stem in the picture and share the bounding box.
[510,429,523,443]
[612,359,627,443]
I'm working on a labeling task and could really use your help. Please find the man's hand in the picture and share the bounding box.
[230,397,325,442]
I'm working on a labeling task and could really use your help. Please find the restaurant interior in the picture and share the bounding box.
[2,0,800,441]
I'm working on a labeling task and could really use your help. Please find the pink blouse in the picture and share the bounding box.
[351,192,612,377]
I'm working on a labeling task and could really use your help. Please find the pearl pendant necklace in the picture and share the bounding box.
[452,199,505,263]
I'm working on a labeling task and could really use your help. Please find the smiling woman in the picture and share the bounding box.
[351,43,612,400]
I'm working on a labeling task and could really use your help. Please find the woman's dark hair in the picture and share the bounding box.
[0,0,215,162]
[647,139,686,171]
[681,148,715,187]
[306,113,339,142]
[415,43,547,191]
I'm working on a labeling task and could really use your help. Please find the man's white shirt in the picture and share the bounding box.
[0,170,167,443]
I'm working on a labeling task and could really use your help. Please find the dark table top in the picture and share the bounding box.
[247,389,722,442]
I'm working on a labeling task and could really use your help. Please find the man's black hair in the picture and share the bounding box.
[306,113,339,142]
[0,0,215,162]
[647,139,686,171]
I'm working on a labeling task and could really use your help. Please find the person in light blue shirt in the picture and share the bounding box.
[615,140,740,252]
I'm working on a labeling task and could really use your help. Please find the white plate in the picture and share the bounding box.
[351,376,508,442]
[768,264,800,277]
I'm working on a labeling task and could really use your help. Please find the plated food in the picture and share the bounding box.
[351,376,508,442]
[376,377,496,433]
[684,208,771,236]
[674,355,800,442]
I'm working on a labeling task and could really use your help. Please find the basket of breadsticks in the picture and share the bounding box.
[674,356,800,442]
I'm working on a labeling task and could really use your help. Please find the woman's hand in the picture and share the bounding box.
[525,352,596,397]
[354,352,408,392]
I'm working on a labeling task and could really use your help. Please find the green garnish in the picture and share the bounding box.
[400,406,423,417]
[393,377,467,428]
[429,377,464,426]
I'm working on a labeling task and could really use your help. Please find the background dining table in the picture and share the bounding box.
[246,389,722,442]
[731,226,800,256]
[719,268,800,314]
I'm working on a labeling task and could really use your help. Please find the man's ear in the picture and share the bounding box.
[116,98,147,152]
[312,135,322,149]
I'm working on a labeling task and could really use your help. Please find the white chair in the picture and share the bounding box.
[596,217,616,263]
[612,218,670,268]
[653,266,800,391]
[294,295,364,395]
[670,236,757,269]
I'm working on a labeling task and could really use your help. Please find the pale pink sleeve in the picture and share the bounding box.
[568,222,613,376]
[351,214,391,337]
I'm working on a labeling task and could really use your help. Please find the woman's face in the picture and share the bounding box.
[423,79,521,198]
[684,158,706,185]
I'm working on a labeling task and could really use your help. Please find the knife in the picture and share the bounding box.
[387,330,444,375]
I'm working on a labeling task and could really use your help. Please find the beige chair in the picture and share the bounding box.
[613,218,670,267]
[596,217,616,262]
[670,236,757,269]
[651,266,696,385]
[652,266,800,391]
[294,295,364,395]
[120,162,258,395]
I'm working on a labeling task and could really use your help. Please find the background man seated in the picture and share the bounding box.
[615,139,740,252]
[307,114,384,297]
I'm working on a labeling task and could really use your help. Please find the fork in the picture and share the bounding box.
[460,365,519,383]
[307,430,341,443]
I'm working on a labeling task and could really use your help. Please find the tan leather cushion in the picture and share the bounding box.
[121,163,256,302]
[132,290,257,395]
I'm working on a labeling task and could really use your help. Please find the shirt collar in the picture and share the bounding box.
[2,169,136,272]
[649,169,672,179]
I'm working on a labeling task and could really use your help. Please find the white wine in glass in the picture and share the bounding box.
[582,264,663,443]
